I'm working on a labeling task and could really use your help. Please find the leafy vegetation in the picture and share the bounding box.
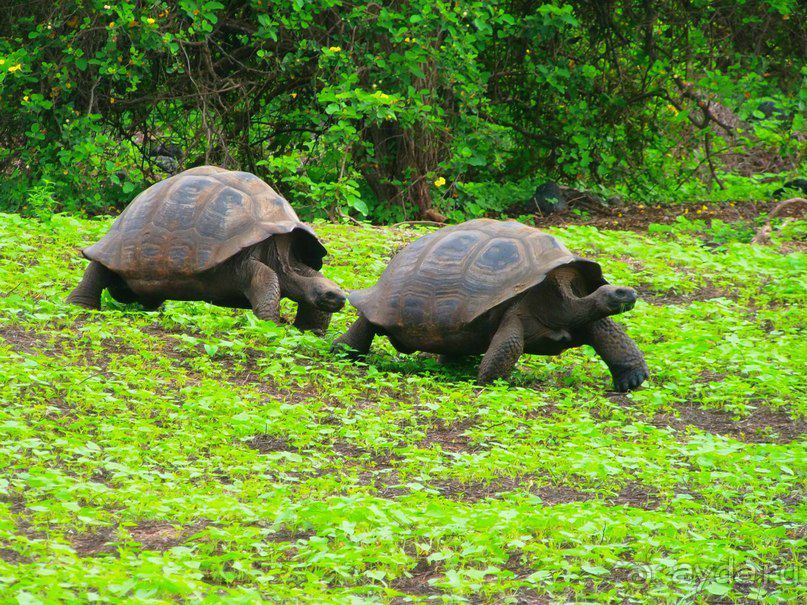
[1,1,804,220]
[0,211,803,603]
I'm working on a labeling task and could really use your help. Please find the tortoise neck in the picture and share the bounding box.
[280,269,317,302]
[533,267,610,328]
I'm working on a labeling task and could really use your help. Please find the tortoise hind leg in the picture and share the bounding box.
[332,315,376,359]
[478,312,525,384]
[580,318,648,392]
[66,261,113,309]
[294,303,332,335]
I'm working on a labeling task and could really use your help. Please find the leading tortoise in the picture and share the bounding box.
[333,219,648,391]
[67,166,345,333]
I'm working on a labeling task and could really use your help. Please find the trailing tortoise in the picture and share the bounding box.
[333,218,648,391]
[67,166,345,333]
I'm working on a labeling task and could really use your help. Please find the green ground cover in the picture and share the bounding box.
[0,212,804,603]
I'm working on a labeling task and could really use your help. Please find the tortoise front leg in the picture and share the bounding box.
[478,313,525,384]
[579,318,648,392]
[293,302,332,335]
[331,314,376,359]
[66,261,113,309]
[239,258,282,323]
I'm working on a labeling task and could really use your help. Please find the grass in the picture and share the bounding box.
[0,211,804,604]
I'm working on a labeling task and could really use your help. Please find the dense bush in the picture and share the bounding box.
[0,1,804,220]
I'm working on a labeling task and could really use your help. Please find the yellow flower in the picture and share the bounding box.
[110,97,116,104]
[0,59,5,65]
[146,17,155,24]
[8,63,22,72]
[328,46,341,53]
[433,177,446,188]
[23,95,29,102]
[290,93,297,98]
[109,21,115,27]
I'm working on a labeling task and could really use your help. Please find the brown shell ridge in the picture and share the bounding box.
[349,220,607,331]
[82,168,327,277]
[451,230,504,323]
[84,171,204,264]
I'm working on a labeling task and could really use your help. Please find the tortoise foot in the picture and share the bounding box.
[611,365,649,392]
[66,291,101,310]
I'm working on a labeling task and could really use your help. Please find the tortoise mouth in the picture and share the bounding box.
[317,290,347,312]
[605,286,637,314]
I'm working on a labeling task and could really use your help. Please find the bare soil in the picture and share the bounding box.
[521,200,775,232]
[69,521,208,557]
[650,404,805,444]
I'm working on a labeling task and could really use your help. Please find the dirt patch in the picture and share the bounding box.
[430,477,520,502]
[641,284,734,306]
[428,476,617,506]
[612,481,661,509]
[69,526,119,557]
[651,404,805,444]
[0,547,30,564]
[390,557,445,600]
[696,370,728,384]
[777,488,804,512]
[0,324,44,355]
[247,435,297,453]
[69,520,207,557]
[264,527,316,543]
[420,419,477,452]
[413,474,664,509]
[517,200,774,233]
[506,589,554,605]
[536,484,595,505]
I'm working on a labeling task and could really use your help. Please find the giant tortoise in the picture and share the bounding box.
[67,166,345,333]
[333,219,648,391]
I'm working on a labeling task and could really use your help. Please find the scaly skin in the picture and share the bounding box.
[579,318,648,392]
[336,266,648,392]
[66,261,112,309]
[332,315,376,359]
[238,257,282,323]
[477,311,525,384]
[67,235,345,331]
[294,303,333,335]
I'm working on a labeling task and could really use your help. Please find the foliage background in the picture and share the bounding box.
[0,0,805,221]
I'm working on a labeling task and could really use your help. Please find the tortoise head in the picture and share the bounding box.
[594,285,638,316]
[307,274,347,312]
[281,264,346,312]
[533,266,638,328]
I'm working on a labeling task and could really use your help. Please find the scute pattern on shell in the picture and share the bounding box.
[350,219,604,329]
[84,166,325,278]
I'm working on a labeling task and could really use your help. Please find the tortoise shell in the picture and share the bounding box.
[84,166,326,280]
[349,218,606,330]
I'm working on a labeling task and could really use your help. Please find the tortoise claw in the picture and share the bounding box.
[612,366,649,392]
